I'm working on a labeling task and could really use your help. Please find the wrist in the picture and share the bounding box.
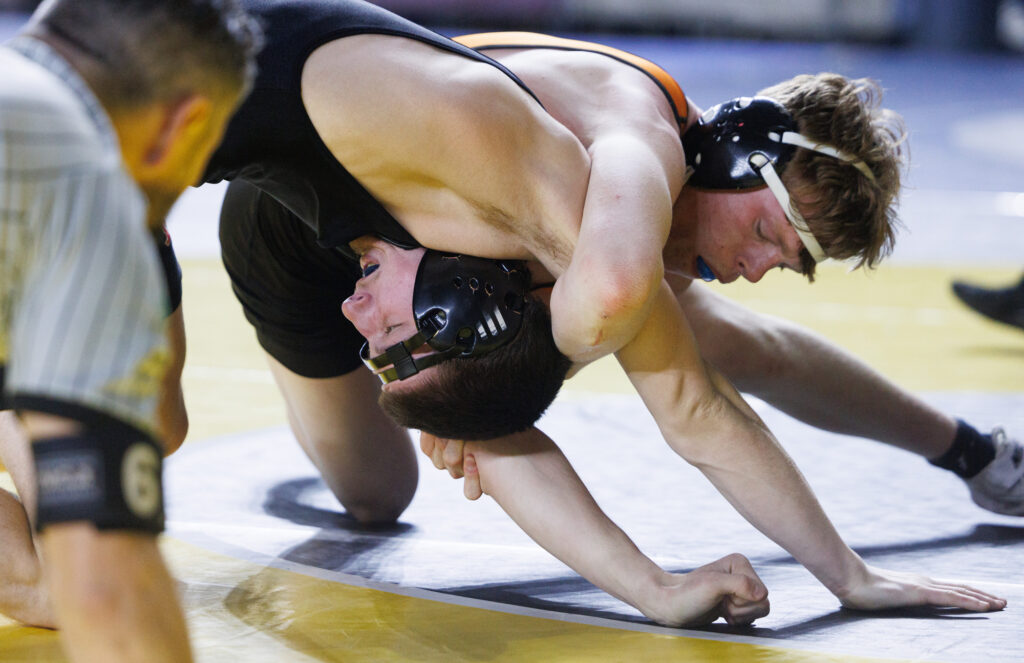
[634,568,687,625]
[816,550,869,600]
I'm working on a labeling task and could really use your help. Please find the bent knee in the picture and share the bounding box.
[343,499,409,525]
[339,482,416,524]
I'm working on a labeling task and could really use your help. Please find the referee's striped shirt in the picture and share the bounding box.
[0,36,168,436]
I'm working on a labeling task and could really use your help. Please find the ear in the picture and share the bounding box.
[143,94,212,166]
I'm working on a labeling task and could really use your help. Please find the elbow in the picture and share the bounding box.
[555,268,664,363]
[600,260,664,318]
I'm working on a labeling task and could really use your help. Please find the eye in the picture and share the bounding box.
[755,219,767,241]
[362,263,379,277]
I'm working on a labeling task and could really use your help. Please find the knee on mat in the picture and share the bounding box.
[341,490,414,525]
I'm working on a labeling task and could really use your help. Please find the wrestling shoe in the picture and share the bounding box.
[951,277,1024,331]
[965,428,1024,516]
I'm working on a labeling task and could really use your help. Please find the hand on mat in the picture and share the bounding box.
[419,433,483,500]
[655,553,770,627]
[837,565,1006,613]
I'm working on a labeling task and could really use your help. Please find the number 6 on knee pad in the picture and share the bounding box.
[33,430,165,534]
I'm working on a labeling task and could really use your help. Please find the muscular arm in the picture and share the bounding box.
[548,73,687,363]
[443,428,769,627]
[617,283,1004,611]
[157,306,188,454]
[619,284,862,590]
[550,125,683,363]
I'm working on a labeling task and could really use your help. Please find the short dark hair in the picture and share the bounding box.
[378,295,571,440]
[35,0,262,108]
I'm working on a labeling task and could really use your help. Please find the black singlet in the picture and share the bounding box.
[202,0,539,253]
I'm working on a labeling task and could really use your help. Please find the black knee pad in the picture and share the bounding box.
[33,430,164,534]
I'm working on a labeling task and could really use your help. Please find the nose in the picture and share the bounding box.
[737,250,777,284]
[340,291,369,322]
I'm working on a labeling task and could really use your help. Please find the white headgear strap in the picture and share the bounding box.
[753,132,876,262]
[771,131,877,183]
[750,153,827,262]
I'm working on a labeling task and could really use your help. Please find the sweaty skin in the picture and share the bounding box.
[314,33,1006,623]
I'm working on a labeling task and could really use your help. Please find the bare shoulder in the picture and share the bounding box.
[300,35,542,149]
[485,48,682,148]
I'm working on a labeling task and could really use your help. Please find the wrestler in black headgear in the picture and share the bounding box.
[360,251,529,383]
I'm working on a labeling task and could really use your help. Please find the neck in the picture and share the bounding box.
[662,187,697,279]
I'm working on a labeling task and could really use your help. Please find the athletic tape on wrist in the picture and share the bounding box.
[33,431,165,534]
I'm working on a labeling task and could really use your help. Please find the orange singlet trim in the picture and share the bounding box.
[453,31,688,128]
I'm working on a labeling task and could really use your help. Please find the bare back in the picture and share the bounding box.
[301,34,589,274]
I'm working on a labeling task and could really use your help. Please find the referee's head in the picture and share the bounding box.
[25,0,263,222]
[29,0,262,110]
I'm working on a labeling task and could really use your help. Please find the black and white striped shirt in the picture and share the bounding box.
[0,36,168,436]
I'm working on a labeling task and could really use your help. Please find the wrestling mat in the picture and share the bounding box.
[159,390,1024,663]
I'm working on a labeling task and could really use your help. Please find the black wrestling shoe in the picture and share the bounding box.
[951,276,1024,331]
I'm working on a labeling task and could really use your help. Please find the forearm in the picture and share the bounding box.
[619,289,866,598]
[675,379,866,596]
[467,429,671,618]
[158,307,189,455]
[43,526,192,663]
[23,413,192,661]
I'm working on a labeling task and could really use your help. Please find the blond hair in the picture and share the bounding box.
[758,73,907,277]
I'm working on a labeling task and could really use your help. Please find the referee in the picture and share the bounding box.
[0,2,258,662]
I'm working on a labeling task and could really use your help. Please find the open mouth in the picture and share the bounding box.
[696,256,716,282]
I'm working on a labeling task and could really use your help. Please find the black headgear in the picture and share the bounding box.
[682,96,798,191]
[682,96,876,262]
[360,251,529,383]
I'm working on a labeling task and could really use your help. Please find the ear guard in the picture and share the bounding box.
[360,251,529,383]
[682,96,875,262]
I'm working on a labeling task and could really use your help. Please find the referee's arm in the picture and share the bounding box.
[153,227,188,454]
